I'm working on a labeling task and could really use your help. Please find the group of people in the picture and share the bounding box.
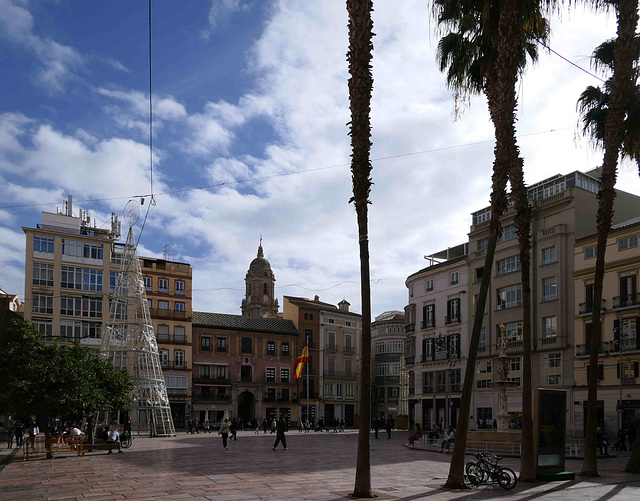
[4,419,39,450]
[215,416,288,451]
[372,415,395,439]
[597,424,637,456]
[406,422,455,452]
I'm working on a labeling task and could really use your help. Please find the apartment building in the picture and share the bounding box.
[574,216,640,438]
[139,256,193,429]
[371,310,407,423]
[23,200,121,349]
[282,295,362,426]
[191,312,298,424]
[405,244,468,430]
[466,170,640,432]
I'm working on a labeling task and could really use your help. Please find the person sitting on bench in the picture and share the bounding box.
[107,428,122,454]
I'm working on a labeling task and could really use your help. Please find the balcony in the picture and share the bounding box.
[405,323,415,333]
[445,315,461,325]
[436,384,446,393]
[266,377,276,383]
[327,343,338,352]
[325,370,357,379]
[266,350,276,356]
[193,376,230,385]
[374,375,400,384]
[613,293,640,309]
[156,333,189,344]
[160,361,189,370]
[576,343,605,357]
[241,374,252,382]
[405,356,415,365]
[150,308,191,321]
[578,300,606,315]
[192,393,231,402]
[423,385,433,394]
[375,352,402,362]
[344,346,354,354]
[421,320,436,329]
[263,395,277,402]
[387,396,399,403]
[166,388,187,396]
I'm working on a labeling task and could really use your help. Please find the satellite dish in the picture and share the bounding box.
[122,200,141,227]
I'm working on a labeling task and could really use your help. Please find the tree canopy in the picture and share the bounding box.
[0,320,133,427]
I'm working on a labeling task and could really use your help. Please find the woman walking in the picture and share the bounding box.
[218,419,230,451]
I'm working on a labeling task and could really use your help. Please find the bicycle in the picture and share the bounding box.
[120,431,132,449]
[465,451,517,489]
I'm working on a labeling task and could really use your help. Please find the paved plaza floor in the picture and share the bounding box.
[1,430,639,500]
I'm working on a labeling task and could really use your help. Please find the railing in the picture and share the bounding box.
[326,370,356,379]
[541,336,558,346]
[166,388,187,396]
[576,343,605,357]
[421,320,435,329]
[192,393,231,402]
[344,346,354,354]
[451,383,461,392]
[161,361,189,369]
[217,346,228,352]
[613,293,640,309]
[266,350,276,356]
[406,324,415,333]
[423,385,433,393]
[445,315,461,325]
[193,376,230,384]
[263,395,277,402]
[387,396,399,403]
[327,344,338,352]
[405,356,415,365]
[375,352,402,362]
[579,299,606,315]
[436,384,446,393]
[374,375,400,384]
[241,375,252,382]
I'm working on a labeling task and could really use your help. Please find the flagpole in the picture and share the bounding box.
[306,335,310,424]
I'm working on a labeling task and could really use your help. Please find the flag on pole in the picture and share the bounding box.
[294,343,309,379]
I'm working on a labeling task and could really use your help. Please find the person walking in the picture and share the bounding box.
[218,419,230,451]
[304,418,310,433]
[298,418,303,432]
[7,421,15,449]
[230,419,237,441]
[14,420,23,447]
[28,420,39,451]
[386,416,392,439]
[273,416,287,450]
[263,418,268,434]
[271,418,277,434]
[373,417,380,439]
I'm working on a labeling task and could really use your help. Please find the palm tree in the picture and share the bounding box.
[346,0,375,497]
[578,0,639,477]
[433,0,552,486]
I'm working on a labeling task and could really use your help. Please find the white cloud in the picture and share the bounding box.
[201,0,246,40]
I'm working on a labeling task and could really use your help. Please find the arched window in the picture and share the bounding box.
[263,283,268,295]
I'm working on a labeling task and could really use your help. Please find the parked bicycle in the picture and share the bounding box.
[120,430,132,449]
[465,451,517,489]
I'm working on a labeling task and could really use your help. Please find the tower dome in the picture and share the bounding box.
[241,241,279,317]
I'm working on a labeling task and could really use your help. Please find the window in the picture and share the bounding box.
[266,367,276,382]
[216,366,227,379]
[542,246,557,264]
[584,246,597,259]
[157,324,170,341]
[446,298,460,324]
[479,327,486,347]
[60,296,102,318]
[496,256,521,276]
[475,267,484,283]
[498,225,517,242]
[409,286,414,299]
[174,325,186,342]
[164,375,187,392]
[110,272,118,292]
[543,374,561,385]
[158,300,169,310]
[241,365,252,381]
[477,407,492,422]
[159,350,169,367]
[158,279,169,294]
[32,317,53,339]
[201,336,211,351]
[618,235,638,250]
[477,238,489,251]
[175,302,185,311]
[82,269,103,291]
[423,304,435,328]
[346,321,351,326]
[143,277,152,291]
[174,350,185,368]
[59,320,81,341]
[543,316,557,338]
[175,280,185,296]
[426,278,434,291]
[33,262,54,286]
[345,333,353,353]
[200,365,211,378]
[61,266,82,289]
[281,368,289,382]
[542,352,562,368]
[477,360,492,374]
[241,337,253,353]
[267,341,276,355]
[619,362,640,379]
[328,318,335,324]
[61,240,103,260]
[217,337,227,352]
[33,236,54,253]
[499,321,522,342]
[496,284,522,309]
[346,385,354,398]
[450,271,459,285]
[542,277,557,302]
[281,342,290,356]
[423,372,434,392]
[509,357,521,372]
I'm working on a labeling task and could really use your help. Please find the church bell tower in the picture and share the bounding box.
[241,240,279,318]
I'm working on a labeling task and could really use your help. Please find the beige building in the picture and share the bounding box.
[139,256,193,429]
[574,216,640,440]
[283,296,361,426]
[23,201,120,350]
[371,310,408,423]
[466,170,640,432]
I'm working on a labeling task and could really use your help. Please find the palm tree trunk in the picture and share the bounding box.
[347,0,374,497]
[581,0,639,477]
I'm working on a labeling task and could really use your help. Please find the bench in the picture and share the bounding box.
[83,438,121,454]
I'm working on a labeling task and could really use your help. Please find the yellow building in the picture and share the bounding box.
[139,256,193,429]
[574,216,640,441]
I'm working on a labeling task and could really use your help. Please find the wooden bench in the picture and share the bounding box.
[83,438,121,454]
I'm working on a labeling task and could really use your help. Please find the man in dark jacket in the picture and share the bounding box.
[273,416,287,450]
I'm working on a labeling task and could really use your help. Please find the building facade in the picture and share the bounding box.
[282,295,362,426]
[371,310,408,423]
[140,256,193,429]
[405,244,468,430]
[574,216,640,439]
[23,202,120,350]
[191,312,298,424]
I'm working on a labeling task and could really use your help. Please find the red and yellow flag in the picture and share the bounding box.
[294,343,309,379]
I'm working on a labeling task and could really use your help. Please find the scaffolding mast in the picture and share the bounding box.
[101,226,175,436]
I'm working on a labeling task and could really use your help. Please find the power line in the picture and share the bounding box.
[0,126,571,211]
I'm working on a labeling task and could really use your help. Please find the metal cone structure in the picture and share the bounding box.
[101,226,175,436]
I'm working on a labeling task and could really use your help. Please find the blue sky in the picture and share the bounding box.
[1,1,639,317]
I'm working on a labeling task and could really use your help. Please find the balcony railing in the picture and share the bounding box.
[406,323,415,333]
[193,376,230,384]
[375,352,402,362]
[160,361,189,370]
[405,356,415,365]
[613,293,640,309]
[445,315,461,325]
[263,395,277,402]
[344,346,354,354]
[266,350,276,356]
[241,374,252,382]
[421,320,436,329]
[387,396,399,403]
[156,333,189,343]
[374,375,400,384]
[325,370,357,379]
[578,299,606,315]
[192,393,231,402]
[327,343,338,352]
[423,385,433,394]
[436,384,446,393]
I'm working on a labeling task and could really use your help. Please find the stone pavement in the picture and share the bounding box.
[0,430,639,500]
